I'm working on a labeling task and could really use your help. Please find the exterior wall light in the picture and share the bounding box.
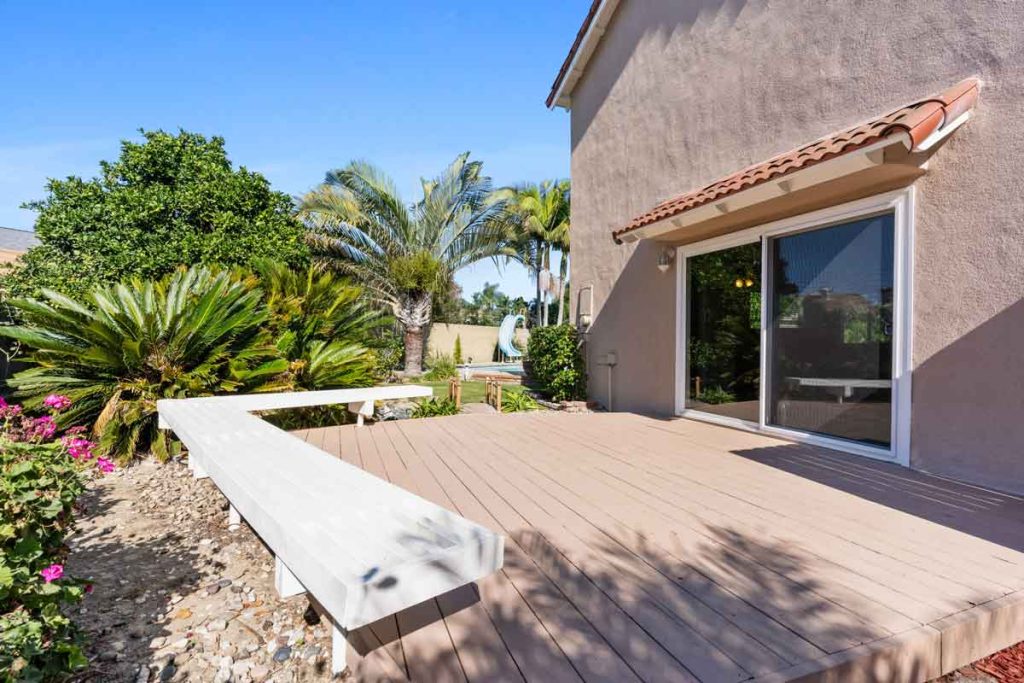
[657,248,675,273]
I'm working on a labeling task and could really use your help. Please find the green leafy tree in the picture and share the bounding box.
[465,282,512,326]
[0,267,285,462]
[511,180,570,327]
[300,153,515,374]
[7,130,308,299]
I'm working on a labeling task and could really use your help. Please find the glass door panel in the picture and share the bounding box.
[686,242,761,423]
[767,213,895,447]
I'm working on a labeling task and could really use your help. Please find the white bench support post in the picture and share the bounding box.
[347,400,374,427]
[274,556,306,598]
[191,458,208,479]
[331,618,349,676]
[228,504,241,531]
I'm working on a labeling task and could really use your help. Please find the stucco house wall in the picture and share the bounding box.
[567,0,1024,493]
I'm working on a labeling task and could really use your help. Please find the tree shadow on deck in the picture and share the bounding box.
[348,519,943,682]
[730,441,1024,553]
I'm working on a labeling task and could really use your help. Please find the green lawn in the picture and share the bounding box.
[415,380,526,405]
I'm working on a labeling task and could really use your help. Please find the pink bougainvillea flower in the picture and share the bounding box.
[62,436,96,460]
[0,396,6,409]
[30,416,57,440]
[65,425,87,435]
[0,401,21,418]
[85,583,94,594]
[96,458,115,474]
[43,394,72,411]
[40,564,64,583]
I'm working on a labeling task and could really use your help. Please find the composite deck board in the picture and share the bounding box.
[294,413,1024,682]
[642,418,1024,581]
[549,414,1023,589]
[374,422,575,683]
[465,415,902,649]
[527,416,995,614]
[415,417,715,682]
[434,416,786,679]
[390,418,648,683]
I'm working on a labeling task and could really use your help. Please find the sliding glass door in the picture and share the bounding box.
[685,242,761,423]
[766,214,895,447]
[679,191,910,461]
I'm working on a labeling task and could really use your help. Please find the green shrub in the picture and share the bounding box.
[1,396,109,680]
[0,266,283,463]
[696,386,736,405]
[371,332,404,382]
[525,325,586,401]
[453,335,463,365]
[411,397,460,418]
[501,389,539,413]
[1,263,384,463]
[422,352,457,381]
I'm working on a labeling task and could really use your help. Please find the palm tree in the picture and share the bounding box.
[510,180,570,327]
[299,153,515,375]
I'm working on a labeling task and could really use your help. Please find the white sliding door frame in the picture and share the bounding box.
[675,187,915,466]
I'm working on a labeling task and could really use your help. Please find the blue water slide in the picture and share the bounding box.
[498,314,525,358]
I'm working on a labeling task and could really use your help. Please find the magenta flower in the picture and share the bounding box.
[0,401,21,418]
[40,564,64,583]
[43,394,72,411]
[30,416,57,440]
[96,458,115,474]
[62,436,96,460]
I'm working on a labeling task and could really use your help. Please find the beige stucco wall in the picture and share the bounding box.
[427,323,528,364]
[569,0,1024,493]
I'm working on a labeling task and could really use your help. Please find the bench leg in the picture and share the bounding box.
[191,458,208,479]
[274,556,306,598]
[347,400,373,427]
[228,504,241,531]
[331,619,349,676]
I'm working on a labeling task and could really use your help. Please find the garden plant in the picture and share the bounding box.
[1,394,112,681]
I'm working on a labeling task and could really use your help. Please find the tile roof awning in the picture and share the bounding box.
[613,78,981,244]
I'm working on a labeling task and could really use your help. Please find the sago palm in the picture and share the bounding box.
[256,260,382,390]
[511,180,570,327]
[0,266,285,462]
[299,153,515,374]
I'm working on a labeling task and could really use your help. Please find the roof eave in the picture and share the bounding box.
[546,0,621,110]
[614,135,912,244]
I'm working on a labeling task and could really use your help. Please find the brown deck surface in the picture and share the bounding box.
[295,412,1024,682]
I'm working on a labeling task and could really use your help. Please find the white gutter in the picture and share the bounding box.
[549,0,620,110]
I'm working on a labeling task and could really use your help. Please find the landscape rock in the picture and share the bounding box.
[65,457,342,681]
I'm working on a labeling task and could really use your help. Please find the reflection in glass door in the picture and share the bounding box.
[686,242,762,423]
[767,213,895,447]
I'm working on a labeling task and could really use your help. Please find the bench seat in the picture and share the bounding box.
[157,387,505,674]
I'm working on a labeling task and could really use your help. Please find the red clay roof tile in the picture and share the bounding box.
[612,78,981,243]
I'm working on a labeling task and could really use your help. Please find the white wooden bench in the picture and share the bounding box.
[157,387,505,675]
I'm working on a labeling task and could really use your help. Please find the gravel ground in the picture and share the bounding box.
[66,458,342,682]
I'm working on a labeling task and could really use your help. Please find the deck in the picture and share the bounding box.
[295,412,1024,682]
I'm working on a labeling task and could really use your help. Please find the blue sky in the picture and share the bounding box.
[0,1,588,299]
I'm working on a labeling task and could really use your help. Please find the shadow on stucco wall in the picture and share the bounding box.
[569,0,749,150]
[583,240,677,415]
[910,297,1024,496]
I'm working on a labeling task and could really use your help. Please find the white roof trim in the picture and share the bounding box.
[549,0,620,110]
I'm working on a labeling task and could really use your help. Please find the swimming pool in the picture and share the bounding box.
[461,363,524,377]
